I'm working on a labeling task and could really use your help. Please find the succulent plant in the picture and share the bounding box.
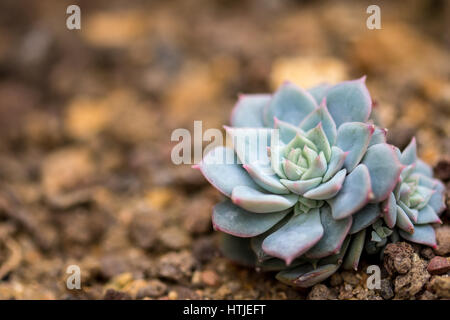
[378,138,446,247]
[193,78,446,287]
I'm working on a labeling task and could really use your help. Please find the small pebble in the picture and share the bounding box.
[420,247,435,260]
[136,280,167,299]
[341,271,360,286]
[307,284,330,300]
[168,291,178,300]
[378,279,394,300]
[429,276,450,298]
[434,226,450,256]
[427,256,450,275]
[201,270,221,287]
[330,273,343,287]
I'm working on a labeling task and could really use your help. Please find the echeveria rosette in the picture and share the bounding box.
[194,78,407,288]
[228,78,403,220]
[380,138,445,247]
[337,137,446,273]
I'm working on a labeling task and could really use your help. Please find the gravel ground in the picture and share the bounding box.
[0,0,448,299]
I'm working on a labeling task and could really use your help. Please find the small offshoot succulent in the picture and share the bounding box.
[194,78,446,287]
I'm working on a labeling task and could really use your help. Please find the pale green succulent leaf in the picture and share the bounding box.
[342,229,366,271]
[349,203,381,234]
[400,137,417,166]
[230,94,271,128]
[396,205,415,234]
[368,126,387,147]
[336,122,374,172]
[361,143,404,203]
[415,159,433,178]
[414,185,434,210]
[225,127,272,165]
[427,181,446,215]
[371,231,382,242]
[282,159,303,181]
[325,77,372,128]
[264,82,317,127]
[381,192,397,228]
[398,201,418,223]
[305,205,352,259]
[328,164,372,220]
[280,177,322,195]
[299,101,337,145]
[262,208,324,265]
[243,161,290,194]
[301,151,328,180]
[285,134,317,155]
[322,146,347,182]
[212,200,290,238]
[303,169,346,200]
[307,83,330,104]
[273,118,305,144]
[270,135,287,179]
[196,146,261,197]
[399,225,436,248]
[416,205,442,225]
[306,123,332,162]
[231,185,298,213]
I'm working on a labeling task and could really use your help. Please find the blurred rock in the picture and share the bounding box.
[434,157,450,182]
[64,97,110,140]
[99,250,154,279]
[103,289,132,300]
[41,147,96,197]
[0,0,448,301]
[192,236,219,264]
[352,23,449,82]
[65,91,160,144]
[136,279,167,299]
[420,76,450,105]
[128,207,166,250]
[57,208,109,252]
[165,62,227,130]
[145,187,174,211]
[182,196,214,234]
[434,225,450,256]
[341,271,360,286]
[24,111,63,147]
[83,10,148,48]
[159,226,192,250]
[157,251,196,283]
[270,56,348,89]
[0,82,38,142]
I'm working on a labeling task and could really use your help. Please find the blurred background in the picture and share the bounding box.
[0,0,448,299]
